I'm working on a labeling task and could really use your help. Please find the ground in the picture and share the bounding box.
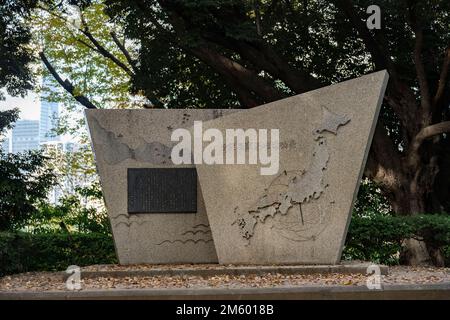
[0,264,449,291]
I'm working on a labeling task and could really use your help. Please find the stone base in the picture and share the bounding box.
[65,262,388,280]
[4,283,450,300]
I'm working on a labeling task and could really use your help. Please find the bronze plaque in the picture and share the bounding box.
[128,168,197,213]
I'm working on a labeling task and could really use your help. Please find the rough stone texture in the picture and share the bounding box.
[85,109,236,264]
[194,71,389,264]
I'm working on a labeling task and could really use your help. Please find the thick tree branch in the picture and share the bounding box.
[228,83,259,108]
[409,121,450,166]
[245,42,323,93]
[39,52,97,109]
[205,35,323,94]
[190,46,285,103]
[76,38,100,53]
[157,0,320,97]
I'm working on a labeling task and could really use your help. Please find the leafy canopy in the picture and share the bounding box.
[0,0,38,100]
[0,110,56,231]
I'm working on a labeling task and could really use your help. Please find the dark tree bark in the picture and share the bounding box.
[40,52,98,109]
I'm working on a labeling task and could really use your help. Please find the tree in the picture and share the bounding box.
[0,0,56,231]
[0,0,37,100]
[32,182,109,234]
[0,109,56,231]
[28,0,450,265]
[33,1,140,110]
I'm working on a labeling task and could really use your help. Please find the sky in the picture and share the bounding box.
[0,92,41,120]
[0,92,73,143]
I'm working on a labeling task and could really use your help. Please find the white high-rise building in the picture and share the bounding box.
[39,76,60,143]
[11,120,40,153]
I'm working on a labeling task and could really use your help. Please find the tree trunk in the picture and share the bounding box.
[400,238,432,266]
[387,170,446,267]
[368,133,446,266]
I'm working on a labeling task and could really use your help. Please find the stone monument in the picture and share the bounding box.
[86,70,389,265]
[85,109,237,264]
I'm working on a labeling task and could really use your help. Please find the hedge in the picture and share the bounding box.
[1,214,450,276]
[0,232,117,276]
[343,214,450,265]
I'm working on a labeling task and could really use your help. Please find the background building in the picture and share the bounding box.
[11,120,40,153]
[39,77,60,143]
[9,76,61,154]
[1,137,9,152]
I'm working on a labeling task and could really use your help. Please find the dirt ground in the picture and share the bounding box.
[0,265,449,291]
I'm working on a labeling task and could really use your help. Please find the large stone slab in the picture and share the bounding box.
[195,71,389,264]
[85,109,236,264]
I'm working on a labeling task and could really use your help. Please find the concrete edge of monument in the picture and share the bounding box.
[3,282,450,300]
[60,263,389,281]
[336,70,389,262]
[85,70,389,266]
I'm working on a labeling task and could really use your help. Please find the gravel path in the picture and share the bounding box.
[0,265,449,292]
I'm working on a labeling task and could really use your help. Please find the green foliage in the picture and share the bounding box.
[0,231,117,276]
[354,178,392,216]
[344,213,450,265]
[0,110,57,231]
[32,1,135,110]
[0,150,56,231]
[19,140,108,234]
[31,183,110,234]
[103,0,373,107]
[0,108,20,135]
[0,0,37,99]
[344,214,411,265]
[350,180,450,265]
[409,215,450,251]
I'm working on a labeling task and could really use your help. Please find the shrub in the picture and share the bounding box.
[343,214,412,265]
[0,150,56,231]
[0,231,117,276]
[1,213,450,276]
[344,214,450,265]
[28,182,109,235]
